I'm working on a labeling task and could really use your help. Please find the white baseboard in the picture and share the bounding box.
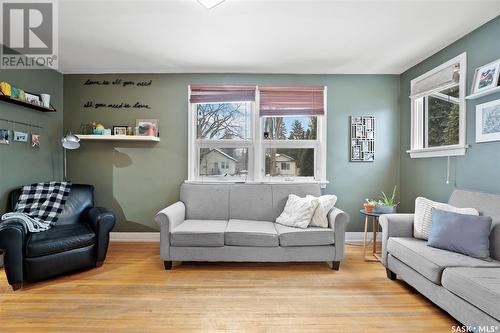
[110,231,380,244]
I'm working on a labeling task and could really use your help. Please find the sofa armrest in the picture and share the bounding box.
[155,201,185,260]
[82,207,116,263]
[0,220,27,286]
[379,214,414,266]
[328,207,350,261]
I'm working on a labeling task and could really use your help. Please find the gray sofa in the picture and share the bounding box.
[155,183,350,270]
[380,189,500,327]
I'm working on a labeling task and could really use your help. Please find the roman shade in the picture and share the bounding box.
[189,85,256,103]
[410,64,460,98]
[259,86,325,116]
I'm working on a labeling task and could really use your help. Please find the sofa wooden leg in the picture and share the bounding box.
[164,261,173,270]
[332,261,340,271]
[11,282,23,291]
[386,268,397,280]
[96,260,104,268]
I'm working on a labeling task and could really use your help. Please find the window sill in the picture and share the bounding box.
[185,179,330,188]
[406,145,469,158]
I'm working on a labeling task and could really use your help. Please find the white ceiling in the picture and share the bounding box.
[58,0,500,74]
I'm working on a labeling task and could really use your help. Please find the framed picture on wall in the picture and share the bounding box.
[476,99,500,143]
[471,59,500,94]
[113,126,127,136]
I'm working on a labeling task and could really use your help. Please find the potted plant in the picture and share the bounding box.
[363,199,377,213]
[376,186,399,214]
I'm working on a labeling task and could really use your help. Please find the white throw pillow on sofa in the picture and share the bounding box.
[276,194,319,229]
[306,195,337,228]
[414,197,479,240]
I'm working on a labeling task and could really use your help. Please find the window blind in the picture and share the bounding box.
[410,64,459,98]
[259,86,325,117]
[189,85,256,103]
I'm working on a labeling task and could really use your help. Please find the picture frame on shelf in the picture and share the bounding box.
[113,126,128,136]
[136,119,159,137]
[471,59,500,94]
[476,99,500,143]
[24,92,42,106]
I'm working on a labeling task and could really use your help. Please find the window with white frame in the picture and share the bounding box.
[408,52,467,158]
[188,84,327,184]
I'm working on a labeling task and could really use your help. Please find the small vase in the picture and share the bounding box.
[363,203,375,213]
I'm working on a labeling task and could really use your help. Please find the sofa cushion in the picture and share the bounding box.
[442,267,500,320]
[271,184,321,221]
[171,220,227,247]
[275,224,335,247]
[387,237,500,284]
[180,183,230,220]
[229,185,274,221]
[225,219,278,247]
[26,223,96,258]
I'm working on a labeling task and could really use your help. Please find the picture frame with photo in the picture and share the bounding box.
[350,115,375,162]
[31,134,40,148]
[24,92,42,106]
[471,59,500,94]
[13,131,28,142]
[0,129,9,144]
[113,126,128,136]
[476,99,500,143]
[136,119,159,137]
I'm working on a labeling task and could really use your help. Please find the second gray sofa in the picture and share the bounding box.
[155,183,350,270]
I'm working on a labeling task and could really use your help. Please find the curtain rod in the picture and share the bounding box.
[0,118,44,129]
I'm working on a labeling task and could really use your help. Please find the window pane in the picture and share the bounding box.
[262,116,317,140]
[426,91,459,147]
[197,102,251,140]
[199,148,248,178]
[265,148,314,177]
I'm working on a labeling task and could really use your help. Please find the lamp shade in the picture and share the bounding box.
[61,132,80,150]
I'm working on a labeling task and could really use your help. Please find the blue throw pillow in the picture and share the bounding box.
[427,208,492,259]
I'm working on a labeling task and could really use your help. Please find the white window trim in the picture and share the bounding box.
[407,52,468,159]
[188,85,328,186]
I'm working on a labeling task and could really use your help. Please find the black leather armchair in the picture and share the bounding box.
[0,184,116,290]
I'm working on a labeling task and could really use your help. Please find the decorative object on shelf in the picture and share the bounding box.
[93,123,105,135]
[471,58,500,94]
[61,132,81,181]
[103,128,112,135]
[79,122,96,135]
[13,131,28,142]
[40,94,51,108]
[0,129,9,144]
[350,115,375,162]
[25,92,41,106]
[127,126,134,136]
[113,126,127,135]
[31,134,40,149]
[375,186,399,214]
[0,81,12,96]
[363,199,377,213]
[476,99,500,143]
[136,119,159,137]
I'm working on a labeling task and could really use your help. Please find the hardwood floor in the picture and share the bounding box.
[0,243,457,332]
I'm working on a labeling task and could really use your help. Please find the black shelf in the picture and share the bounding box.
[0,93,56,112]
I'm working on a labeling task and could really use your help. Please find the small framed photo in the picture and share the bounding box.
[476,99,500,143]
[364,152,374,162]
[365,118,373,130]
[0,129,10,144]
[352,116,362,124]
[472,59,500,94]
[136,119,159,136]
[353,146,361,159]
[113,126,128,136]
[355,126,364,138]
[362,140,369,152]
[351,139,357,146]
[13,131,28,142]
[31,134,40,148]
[367,131,374,139]
[25,92,41,105]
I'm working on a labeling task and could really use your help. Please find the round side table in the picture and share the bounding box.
[359,209,383,262]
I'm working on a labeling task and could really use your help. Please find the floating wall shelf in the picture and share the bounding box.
[0,94,56,112]
[466,86,500,100]
[76,134,160,142]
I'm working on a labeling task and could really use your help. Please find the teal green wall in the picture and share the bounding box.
[63,74,400,232]
[399,17,500,212]
[0,69,64,214]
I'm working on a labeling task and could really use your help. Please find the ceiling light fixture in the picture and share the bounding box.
[197,0,225,9]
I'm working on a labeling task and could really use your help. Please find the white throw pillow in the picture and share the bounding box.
[276,194,319,229]
[414,197,479,240]
[306,195,338,228]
